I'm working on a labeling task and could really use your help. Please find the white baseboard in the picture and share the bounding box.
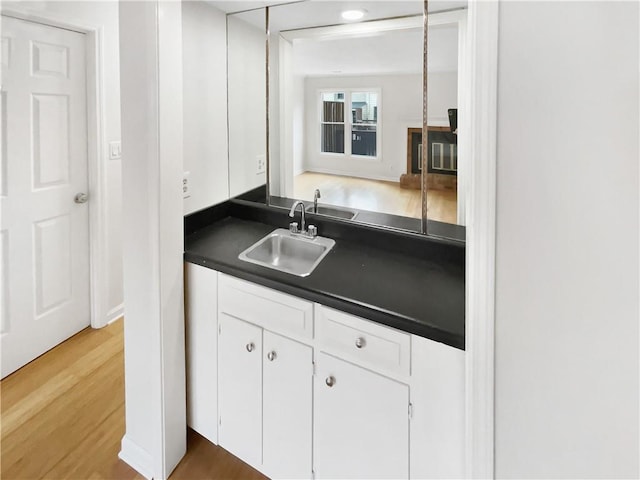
[119,434,155,480]
[107,304,124,324]
[303,167,399,183]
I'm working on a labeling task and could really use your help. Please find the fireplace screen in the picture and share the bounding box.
[407,127,458,176]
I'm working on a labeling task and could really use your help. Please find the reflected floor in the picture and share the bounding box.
[293,172,457,224]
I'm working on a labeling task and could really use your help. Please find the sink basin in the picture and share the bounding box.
[305,205,358,220]
[238,228,335,277]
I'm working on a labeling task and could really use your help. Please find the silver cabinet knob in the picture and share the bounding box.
[355,337,366,349]
[325,376,336,387]
[246,342,255,353]
[267,351,277,362]
[74,193,88,204]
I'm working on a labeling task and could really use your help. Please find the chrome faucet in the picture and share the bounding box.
[288,201,317,238]
[313,189,321,213]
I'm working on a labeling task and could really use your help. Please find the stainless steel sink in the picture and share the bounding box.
[238,228,335,277]
[305,205,358,220]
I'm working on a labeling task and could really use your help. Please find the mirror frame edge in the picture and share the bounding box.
[421,0,429,234]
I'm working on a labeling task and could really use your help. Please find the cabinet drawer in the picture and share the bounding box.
[315,305,410,376]
[219,274,313,340]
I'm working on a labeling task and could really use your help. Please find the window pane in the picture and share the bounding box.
[351,92,378,124]
[321,124,345,153]
[322,92,344,123]
[352,126,376,156]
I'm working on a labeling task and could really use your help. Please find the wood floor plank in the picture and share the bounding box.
[1,326,115,412]
[170,430,267,480]
[2,328,123,441]
[0,369,78,438]
[1,349,124,479]
[293,171,459,223]
[44,404,127,480]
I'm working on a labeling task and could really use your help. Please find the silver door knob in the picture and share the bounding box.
[267,351,277,362]
[325,376,336,387]
[355,337,366,349]
[246,342,255,352]
[74,193,88,204]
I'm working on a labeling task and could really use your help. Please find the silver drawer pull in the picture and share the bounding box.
[246,342,255,353]
[267,351,277,362]
[325,376,336,387]
[355,337,366,349]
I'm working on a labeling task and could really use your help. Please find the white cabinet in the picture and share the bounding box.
[314,354,410,479]
[186,268,465,480]
[218,314,263,468]
[263,331,313,479]
[217,275,314,477]
[184,263,218,443]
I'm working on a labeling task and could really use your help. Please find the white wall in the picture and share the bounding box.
[292,75,305,177]
[303,73,456,181]
[227,12,266,197]
[494,1,639,478]
[269,34,307,198]
[182,1,229,215]
[2,1,123,325]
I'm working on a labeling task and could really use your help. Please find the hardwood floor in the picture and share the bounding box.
[293,171,458,224]
[0,319,266,480]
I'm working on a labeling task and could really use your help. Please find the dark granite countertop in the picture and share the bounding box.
[184,211,465,349]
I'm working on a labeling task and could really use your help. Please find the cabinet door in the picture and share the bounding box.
[263,331,313,479]
[218,314,262,468]
[314,352,410,479]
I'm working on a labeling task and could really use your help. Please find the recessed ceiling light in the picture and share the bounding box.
[341,9,366,21]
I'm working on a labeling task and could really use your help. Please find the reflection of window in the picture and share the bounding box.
[351,92,377,157]
[321,92,345,154]
[320,89,380,158]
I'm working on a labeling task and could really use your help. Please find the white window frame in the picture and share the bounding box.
[318,90,347,157]
[318,88,382,161]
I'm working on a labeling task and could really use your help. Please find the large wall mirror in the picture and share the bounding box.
[226,1,467,241]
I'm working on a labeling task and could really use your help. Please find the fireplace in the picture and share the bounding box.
[400,127,458,191]
[407,127,457,175]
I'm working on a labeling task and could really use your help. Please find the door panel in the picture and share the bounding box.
[32,93,70,188]
[263,330,313,479]
[31,40,69,78]
[33,214,72,315]
[314,352,410,479]
[0,16,89,378]
[218,314,263,468]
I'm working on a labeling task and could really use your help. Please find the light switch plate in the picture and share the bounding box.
[256,154,266,174]
[183,171,191,199]
[109,141,122,160]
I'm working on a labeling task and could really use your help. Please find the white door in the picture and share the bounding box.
[218,314,263,468]
[314,352,410,479]
[1,16,90,378]
[263,330,313,480]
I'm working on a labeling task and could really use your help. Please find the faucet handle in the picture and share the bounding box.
[307,225,318,238]
[289,222,299,234]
